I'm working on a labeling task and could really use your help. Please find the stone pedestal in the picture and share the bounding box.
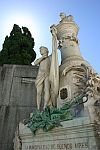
[19,117,100,150]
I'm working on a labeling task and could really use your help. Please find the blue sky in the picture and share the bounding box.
[0,0,100,72]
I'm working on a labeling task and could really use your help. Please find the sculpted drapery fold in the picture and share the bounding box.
[49,25,59,105]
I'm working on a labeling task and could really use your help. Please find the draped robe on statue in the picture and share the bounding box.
[49,25,59,106]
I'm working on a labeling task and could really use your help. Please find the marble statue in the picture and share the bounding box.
[34,46,51,110]
[35,25,60,110]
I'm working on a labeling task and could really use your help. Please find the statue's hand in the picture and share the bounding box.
[62,69,66,76]
[42,54,48,59]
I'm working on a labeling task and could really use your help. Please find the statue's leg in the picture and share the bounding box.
[44,77,50,109]
[36,83,43,110]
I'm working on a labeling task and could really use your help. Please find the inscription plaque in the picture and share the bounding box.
[24,142,89,150]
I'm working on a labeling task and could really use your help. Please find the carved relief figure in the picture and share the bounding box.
[34,46,51,110]
[84,70,100,123]
[73,64,100,122]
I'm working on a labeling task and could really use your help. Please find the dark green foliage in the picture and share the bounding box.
[24,91,88,135]
[0,24,36,65]
[24,107,62,134]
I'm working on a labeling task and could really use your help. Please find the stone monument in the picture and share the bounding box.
[14,13,100,150]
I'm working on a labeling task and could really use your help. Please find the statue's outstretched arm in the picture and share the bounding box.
[34,57,43,65]
[34,55,47,65]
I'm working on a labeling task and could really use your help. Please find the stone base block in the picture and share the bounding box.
[19,117,100,150]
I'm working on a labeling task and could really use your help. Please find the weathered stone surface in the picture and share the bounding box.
[0,67,2,100]
[19,117,100,150]
[0,64,38,150]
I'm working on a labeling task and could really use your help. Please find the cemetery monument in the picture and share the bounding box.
[14,13,100,150]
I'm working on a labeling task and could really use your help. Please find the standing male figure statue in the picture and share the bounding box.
[34,46,51,110]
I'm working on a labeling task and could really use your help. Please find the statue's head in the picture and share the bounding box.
[60,12,66,20]
[67,15,74,22]
[39,46,48,55]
